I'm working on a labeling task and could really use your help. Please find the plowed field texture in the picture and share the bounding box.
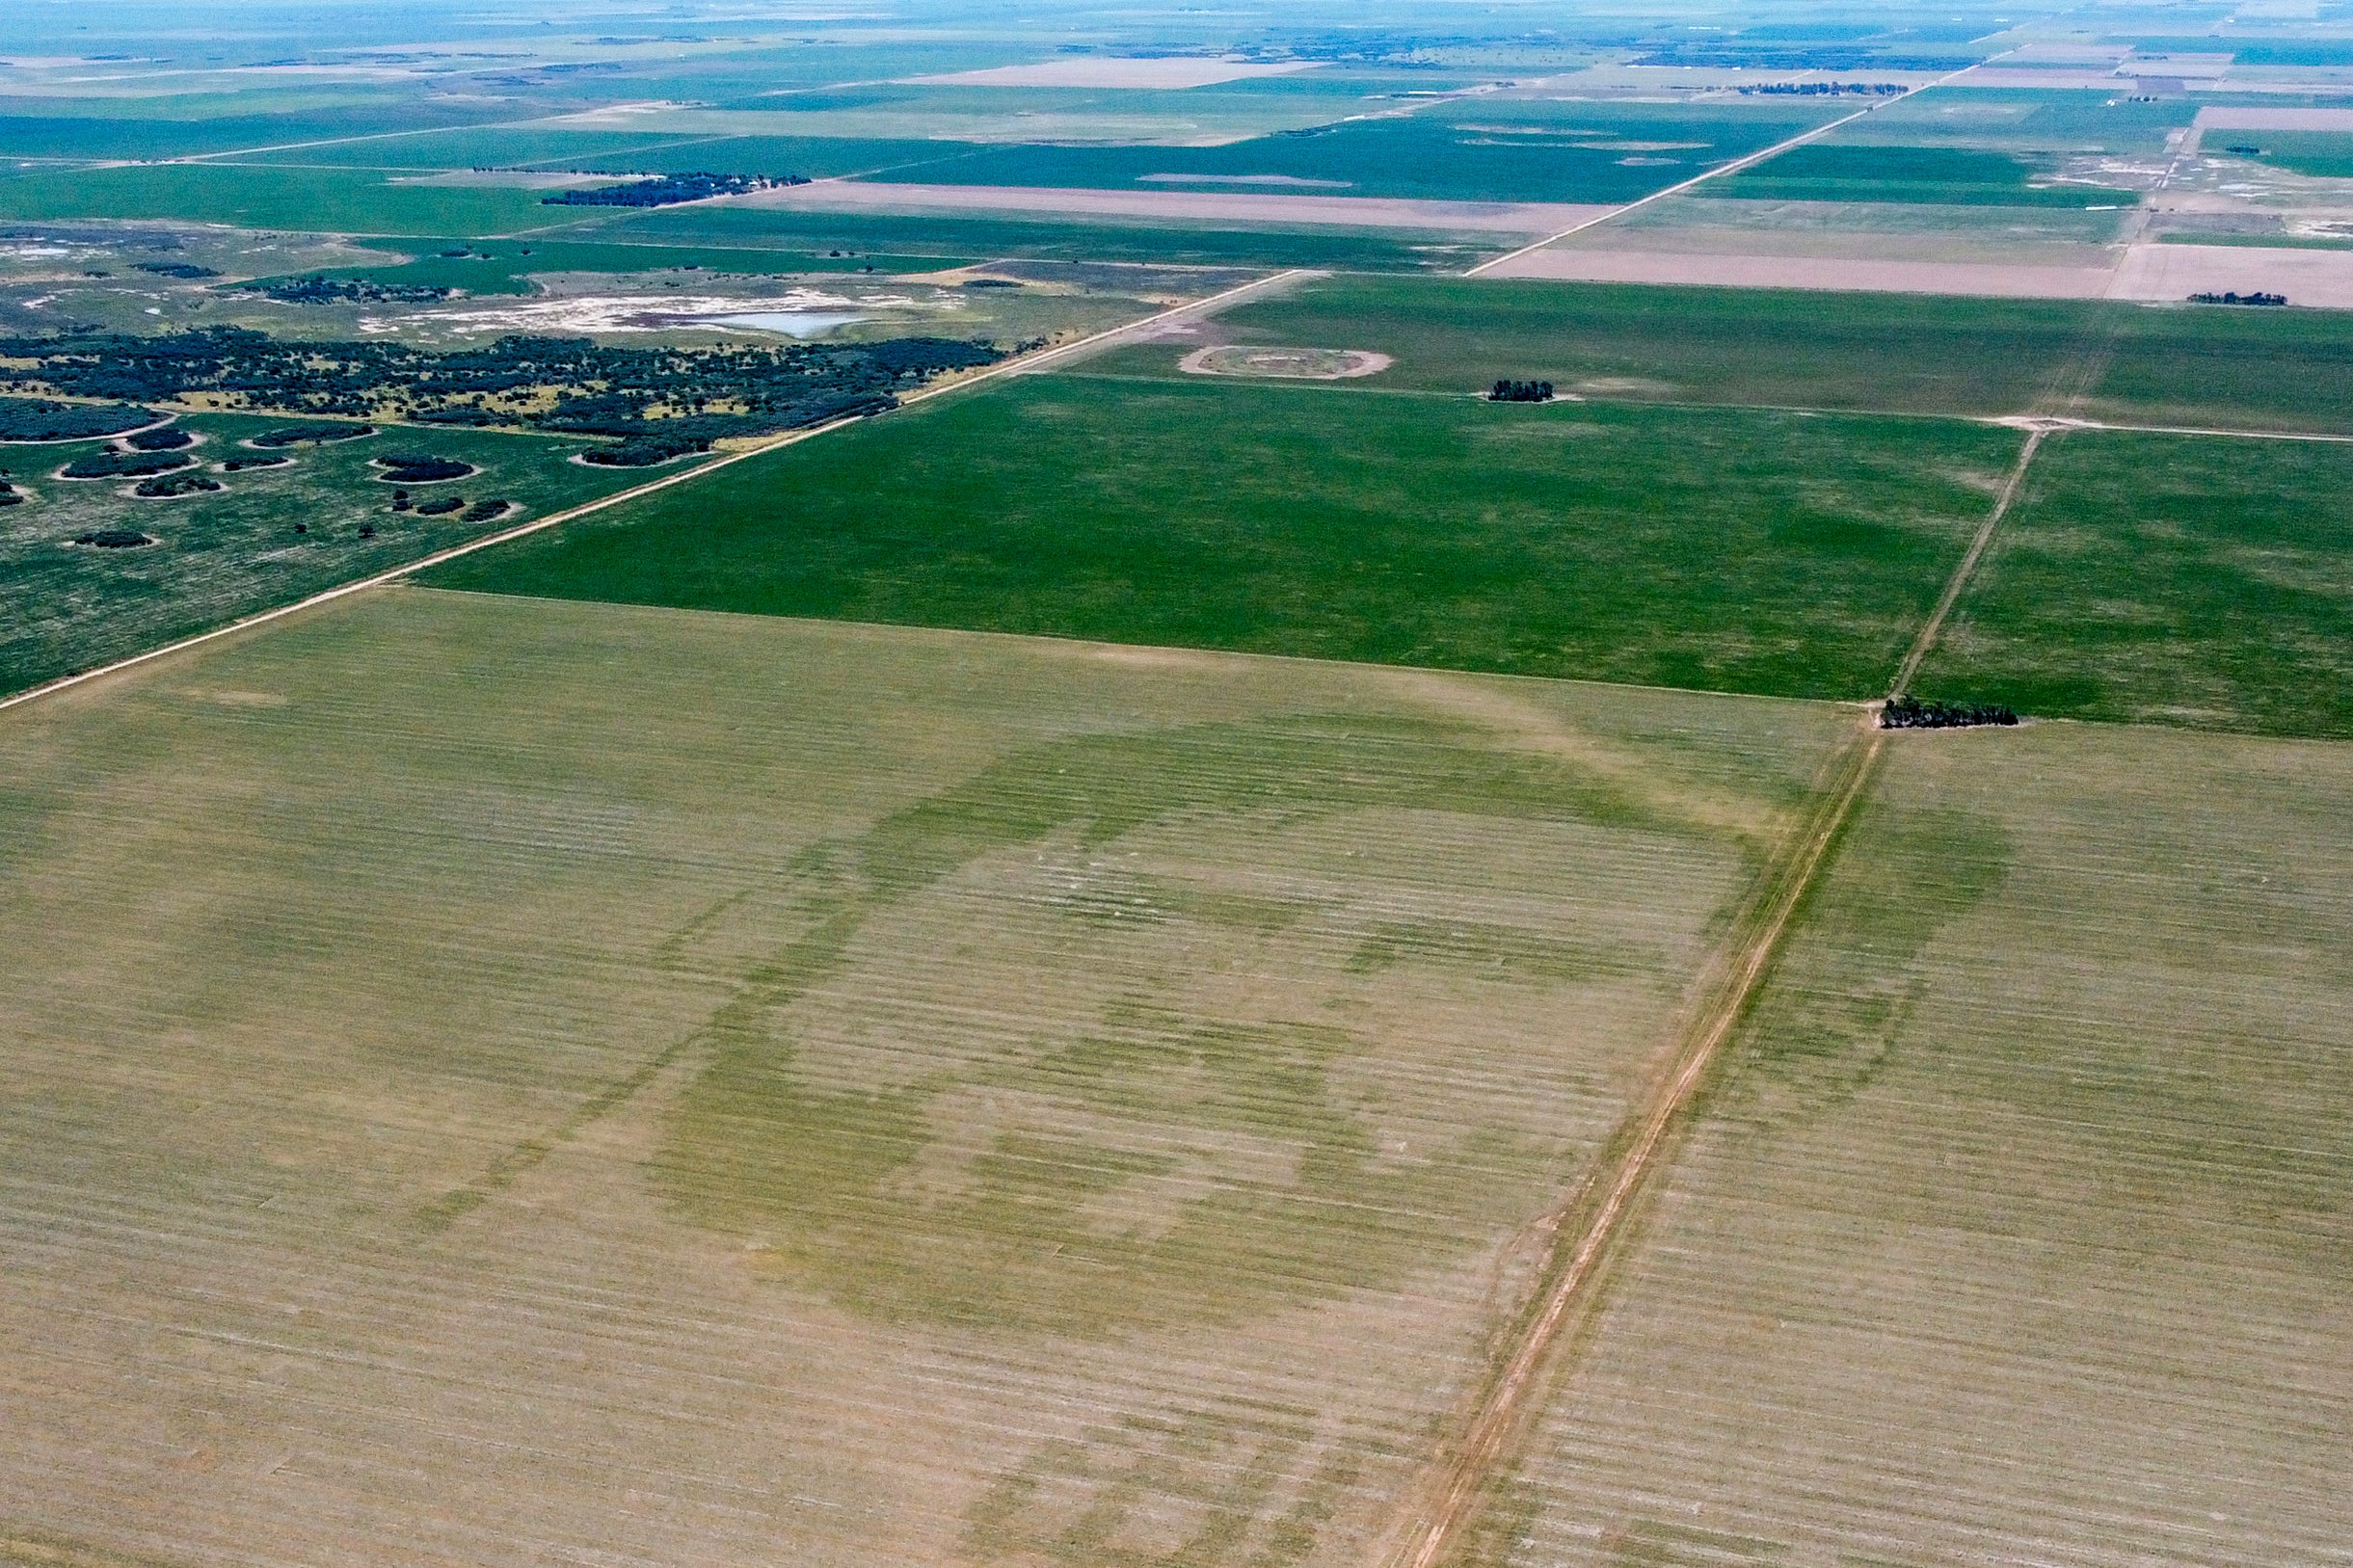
[0,589,1856,1568]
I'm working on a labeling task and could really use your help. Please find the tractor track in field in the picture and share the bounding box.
[1378,416,2043,1568]
[1378,711,1885,1568]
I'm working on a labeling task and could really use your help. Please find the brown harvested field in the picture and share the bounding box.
[1479,246,2121,297]
[733,180,1612,233]
[2192,105,2353,131]
[2108,242,2353,306]
[0,589,1858,1568]
[1454,720,2353,1567]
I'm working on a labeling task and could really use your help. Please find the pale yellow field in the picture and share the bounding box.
[0,588,1852,1568]
[1463,721,2353,1568]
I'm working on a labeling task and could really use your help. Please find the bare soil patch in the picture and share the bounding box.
[1484,247,2120,298]
[2110,243,2353,307]
[737,180,1612,234]
[1177,345,1393,380]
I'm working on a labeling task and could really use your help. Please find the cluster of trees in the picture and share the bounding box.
[135,261,220,279]
[1880,694,2019,730]
[73,528,153,546]
[0,477,19,508]
[0,329,1005,449]
[60,448,194,479]
[135,470,220,498]
[234,275,455,304]
[374,453,475,483]
[390,492,512,520]
[542,172,808,207]
[2189,290,2286,306]
[1737,81,1904,95]
[124,426,192,451]
[220,454,289,471]
[1488,379,1556,403]
[0,397,155,441]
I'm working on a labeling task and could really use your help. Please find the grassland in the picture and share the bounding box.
[1723,143,2139,206]
[241,235,977,295]
[0,588,1854,1568]
[1,412,678,694]
[0,163,558,237]
[425,377,2021,701]
[1088,275,2353,431]
[1913,429,2353,737]
[1462,720,2353,1567]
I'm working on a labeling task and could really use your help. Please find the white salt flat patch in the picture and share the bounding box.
[364,289,907,337]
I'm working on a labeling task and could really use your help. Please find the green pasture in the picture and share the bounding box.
[0,98,508,162]
[1916,429,2353,737]
[1724,144,2139,206]
[244,235,973,295]
[2232,130,2353,178]
[227,128,974,182]
[426,378,2019,701]
[0,163,555,237]
[0,410,683,694]
[1097,275,2353,430]
[1832,86,2200,155]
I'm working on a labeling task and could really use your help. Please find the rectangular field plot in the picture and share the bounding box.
[854,100,1843,206]
[1916,430,2353,737]
[0,590,1855,1568]
[424,378,2021,701]
[0,163,555,238]
[1471,721,2353,1568]
[1092,275,2353,432]
[1,412,676,695]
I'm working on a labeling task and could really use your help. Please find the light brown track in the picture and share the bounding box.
[1380,418,2048,1568]
[1887,424,2046,696]
[0,268,1316,718]
[1382,713,1885,1568]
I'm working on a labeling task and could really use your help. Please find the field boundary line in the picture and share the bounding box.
[1380,714,1885,1568]
[0,268,1315,718]
[1890,424,2046,694]
[1463,57,2010,279]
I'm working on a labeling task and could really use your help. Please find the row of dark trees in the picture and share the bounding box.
[2189,291,2286,306]
[542,172,809,207]
[1880,694,2019,730]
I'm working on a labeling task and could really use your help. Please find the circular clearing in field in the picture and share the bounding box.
[1178,345,1393,381]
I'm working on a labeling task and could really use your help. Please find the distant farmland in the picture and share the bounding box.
[0,590,1852,1568]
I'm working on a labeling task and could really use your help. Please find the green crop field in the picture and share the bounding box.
[856,100,1843,205]
[0,163,558,237]
[0,588,1853,1568]
[1,412,686,694]
[1088,275,2353,431]
[582,201,1500,270]
[424,377,2021,701]
[1467,720,2353,1566]
[237,234,975,295]
[1913,429,2353,737]
[1724,143,2139,206]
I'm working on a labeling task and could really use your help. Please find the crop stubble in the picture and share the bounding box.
[0,590,1855,1568]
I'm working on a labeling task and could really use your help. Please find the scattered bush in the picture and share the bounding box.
[541,172,804,207]
[135,261,220,279]
[73,528,153,546]
[232,275,452,304]
[461,497,512,522]
[251,421,374,447]
[413,495,466,516]
[219,455,289,471]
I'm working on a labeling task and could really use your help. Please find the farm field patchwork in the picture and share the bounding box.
[1469,720,2353,1567]
[0,163,560,238]
[424,377,2023,701]
[1,412,682,694]
[1723,144,2140,207]
[0,588,1856,1568]
[1913,429,2353,738]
